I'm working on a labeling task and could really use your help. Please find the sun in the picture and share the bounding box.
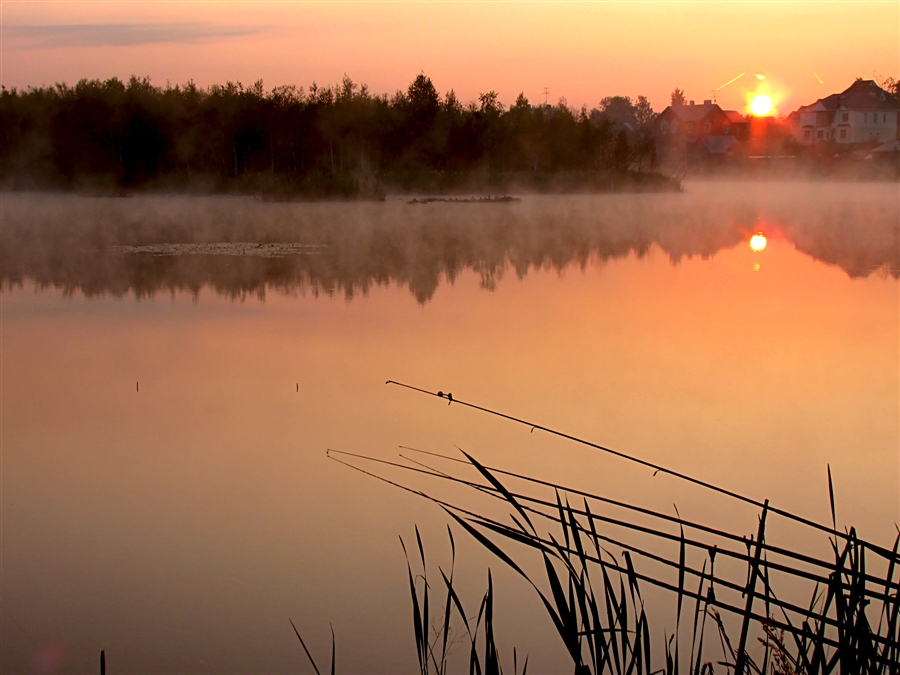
[750,95,773,117]
[749,233,767,252]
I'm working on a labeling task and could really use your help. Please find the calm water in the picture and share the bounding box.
[2,183,898,674]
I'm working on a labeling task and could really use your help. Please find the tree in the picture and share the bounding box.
[1,72,665,193]
[878,76,899,99]
[634,95,655,127]
[478,90,502,114]
[670,88,686,106]
[511,92,530,111]
[612,129,630,171]
[443,89,462,114]
[599,95,634,118]
[400,73,441,167]
[407,73,439,116]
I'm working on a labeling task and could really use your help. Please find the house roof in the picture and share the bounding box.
[795,81,898,117]
[724,111,746,124]
[664,103,723,122]
[811,94,841,111]
[591,109,635,130]
[840,87,897,111]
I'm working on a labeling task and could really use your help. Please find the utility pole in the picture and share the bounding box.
[543,87,550,106]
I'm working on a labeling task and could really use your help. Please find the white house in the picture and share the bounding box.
[789,80,899,146]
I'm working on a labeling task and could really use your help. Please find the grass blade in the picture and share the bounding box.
[290,619,322,675]
[330,623,335,675]
[463,450,535,534]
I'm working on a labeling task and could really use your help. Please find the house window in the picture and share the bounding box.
[703,121,711,134]
[840,129,847,139]
[723,123,730,134]
[660,120,668,133]
[817,129,824,139]
[804,130,811,140]
[671,121,679,133]
[842,113,848,122]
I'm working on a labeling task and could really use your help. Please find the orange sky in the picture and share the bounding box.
[1,1,898,115]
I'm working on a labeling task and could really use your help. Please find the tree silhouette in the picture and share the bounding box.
[0,73,668,195]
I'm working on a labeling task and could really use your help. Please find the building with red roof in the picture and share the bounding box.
[654,99,748,163]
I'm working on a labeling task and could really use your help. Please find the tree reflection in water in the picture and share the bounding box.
[2,184,897,303]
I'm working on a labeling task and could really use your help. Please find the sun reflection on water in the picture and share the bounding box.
[750,233,768,252]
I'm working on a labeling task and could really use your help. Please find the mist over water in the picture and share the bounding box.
[2,182,898,303]
[1,182,898,674]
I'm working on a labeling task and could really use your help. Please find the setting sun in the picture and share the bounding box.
[750,233,768,252]
[749,95,773,116]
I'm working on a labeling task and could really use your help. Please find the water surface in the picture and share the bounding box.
[2,182,898,673]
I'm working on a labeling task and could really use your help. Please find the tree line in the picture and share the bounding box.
[0,74,667,196]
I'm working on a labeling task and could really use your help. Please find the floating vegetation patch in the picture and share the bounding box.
[407,196,522,204]
[108,243,327,257]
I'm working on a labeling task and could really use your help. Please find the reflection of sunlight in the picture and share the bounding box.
[750,233,767,252]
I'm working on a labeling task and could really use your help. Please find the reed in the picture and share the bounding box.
[290,618,335,675]
[401,525,528,675]
[328,385,900,674]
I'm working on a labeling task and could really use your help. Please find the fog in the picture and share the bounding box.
[2,182,898,304]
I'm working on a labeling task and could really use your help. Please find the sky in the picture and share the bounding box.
[1,1,898,115]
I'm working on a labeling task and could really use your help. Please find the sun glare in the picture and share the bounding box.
[750,95,773,117]
[750,233,767,252]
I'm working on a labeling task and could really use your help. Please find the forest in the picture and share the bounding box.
[0,73,673,197]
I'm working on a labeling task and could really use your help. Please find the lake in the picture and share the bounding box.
[2,182,898,674]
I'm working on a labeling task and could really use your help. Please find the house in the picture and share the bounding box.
[654,100,748,163]
[697,135,743,158]
[655,100,742,141]
[723,111,750,141]
[589,108,634,134]
[788,80,899,146]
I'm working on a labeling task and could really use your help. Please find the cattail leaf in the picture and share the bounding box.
[462,450,535,534]
[329,623,335,675]
[440,567,472,637]
[400,538,426,673]
[556,490,571,553]
[289,619,322,675]
[544,552,576,637]
[443,507,530,580]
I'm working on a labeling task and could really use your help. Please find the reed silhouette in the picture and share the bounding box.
[326,384,900,674]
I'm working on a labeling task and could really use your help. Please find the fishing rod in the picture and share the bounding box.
[333,447,899,595]
[384,380,897,559]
